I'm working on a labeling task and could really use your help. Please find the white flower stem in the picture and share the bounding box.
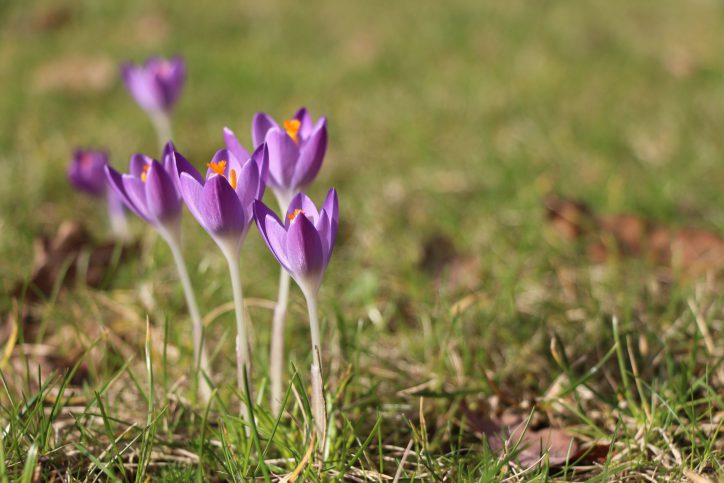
[303,290,326,443]
[270,268,291,415]
[106,193,130,241]
[150,112,173,150]
[163,228,211,404]
[269,191,294,415]
[224,250,252,424]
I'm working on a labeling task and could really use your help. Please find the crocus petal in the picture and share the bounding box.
[285,192,320,228]
[320,187,339,246]
[315,210,332,265]
[223,127,251,162]
[121,174,152,223]
[121,65,164,112]
[234,158,261,221]
[179,172,208,230]
[129,153,153,179]
[254,200,289,270]
[198,175,245,240]
[166,147,203,190]
[68,149,108,196]
[106,166,148,221]
[250,143,269,191]
[252,113,278,148]
[292,118,327,188]
[294,107,314,140]
[265,127,299,190]
[285,213,325,285]
[144,161,181,224]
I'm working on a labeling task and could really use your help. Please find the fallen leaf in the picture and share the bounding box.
[418,233,481,292]
[13,220,137,303]
[461,402,581,468]
[545,195,724,275]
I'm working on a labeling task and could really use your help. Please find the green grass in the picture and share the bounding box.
[0,0,722,480]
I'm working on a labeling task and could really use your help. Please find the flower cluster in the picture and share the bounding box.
[69,55,338,440]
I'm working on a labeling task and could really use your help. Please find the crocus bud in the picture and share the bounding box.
[121,56,185,115]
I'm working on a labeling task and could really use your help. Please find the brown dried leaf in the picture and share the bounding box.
[545,195,724,275]
[13,221,137,303]
[32,55,115,94]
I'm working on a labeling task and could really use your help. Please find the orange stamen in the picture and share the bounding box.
[140,164,150,183]
[288,208,305,222]
[283,119,301,144]
[207,160,227,176]
[229,169,237,190]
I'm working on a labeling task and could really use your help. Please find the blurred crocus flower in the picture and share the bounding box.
[105,143,212,403]
[176,143,268,421]
[68,149,128,239]
[254,188,338,440]
[224,107,327,208]
[121,56,185,147]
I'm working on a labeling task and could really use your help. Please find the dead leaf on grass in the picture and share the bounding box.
[32,55,115,94]
[545,195,724,275]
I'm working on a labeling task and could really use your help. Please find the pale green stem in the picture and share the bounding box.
[161,226,212,404]
[269,191,295,415]
[224,249,252,424]
[106,192,130,241]
[150,111,173,151]
[303,290,326,443]
[270,269,291,415]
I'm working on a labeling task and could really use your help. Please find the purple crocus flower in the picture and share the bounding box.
[69,149,128,239]
[121,56,185,115]
[224,107,327,207]
[254,187,338,440]
[105,143,212,402]
[177,145,268,256]
[68,149,110,197]
[254,188,338,297]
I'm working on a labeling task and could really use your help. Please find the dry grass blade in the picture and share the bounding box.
[279,433,315,483]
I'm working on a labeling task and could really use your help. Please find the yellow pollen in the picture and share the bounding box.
[140,164,150,183]
[288,209,305,222]
[229,169,237,190]
[283,119,301,144]
[207,160,227,176]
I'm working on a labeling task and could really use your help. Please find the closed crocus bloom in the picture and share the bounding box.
[176,143,268,421]
[121,56,185,115]
[254,188,338,296]
[254,187,338,440]
[69,149,129,239]
[225,107,327,207]
[68,149,110,197]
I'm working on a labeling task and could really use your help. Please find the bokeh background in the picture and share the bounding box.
[0,0,722,478]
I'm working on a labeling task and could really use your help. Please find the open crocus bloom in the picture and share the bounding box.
[254,188,338,295]
[177,145,268,256]
[121,56,186,115]
[68,149,110,197]
[105,143,199,232]
[224,107,327,206]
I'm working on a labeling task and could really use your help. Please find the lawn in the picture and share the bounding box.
[0,0,722,481]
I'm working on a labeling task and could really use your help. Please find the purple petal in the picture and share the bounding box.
[285,213,325,284]
[250,143,269,198]
[179,172,207,230]
[234,158,261,222]
[106,166,148,221]
[294,107,314,140]
[198,175,245,240]
[223,127,252,162]
[265,127,299,191]
[254,200,289,270]
[129,154,154,179]
[68,149,108,196]
[206,149,232,179]
[144,160,181,224]
[285,192,320,228]
[292,117,327,188]
[252,113,278,148]
[321,187,339,246]
[315,210,332,265]
[121,64,164,113]
[166,148,203,192]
